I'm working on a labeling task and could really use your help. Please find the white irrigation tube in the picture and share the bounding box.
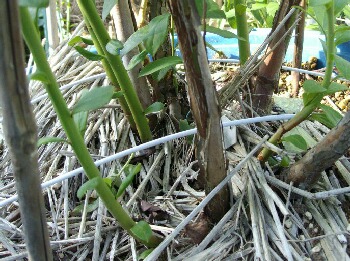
[207,58,341,79]
[0,114,294,208]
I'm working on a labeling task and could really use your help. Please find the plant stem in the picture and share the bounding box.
[76,0,153,142]
[234,0,250,64]
[86,20,136,129]
[20,7,161,247]
[322,2,335,88]
[258,1,335,161]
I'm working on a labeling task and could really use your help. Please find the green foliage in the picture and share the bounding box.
[115,163,141,198]
[72,198,99,214]
[335,26,350,46]
[311,104,343,129]
[19,0,48,8]
[68,36,94,46]
[138,249,154,260]
[334,55,350,80]
[281,134,308,152]
[203,25,240,39]
[73,111,88,137]
[102,0,118,20]
[77,177,100,200]
[280,155,291,167]
[139,56,182,77]
[195,0,226,19]
[72,86,115,114]
[126,50,148,70]
[179,119,195,143]
[334,0,350,15]
[144,102,165,115]
[309,0,331,7]
[37,136,66,147]
[302,80,326,93]
[73,46,104,61]
[106,39,124,55]
[121,14,170,57]
[130,221,153,243]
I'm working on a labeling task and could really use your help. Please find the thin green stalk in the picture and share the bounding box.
[86,20,136,129]
[234,0,250,64]
[76,0,152,142]
[258,1,335,161]
[20,7,161,247]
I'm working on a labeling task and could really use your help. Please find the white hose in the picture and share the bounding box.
[0,114,294,208]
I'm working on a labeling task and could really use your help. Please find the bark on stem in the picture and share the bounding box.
[288,110,350,189]
[168,0,229,223]
[0,2,52,260]
[252,0,300,114]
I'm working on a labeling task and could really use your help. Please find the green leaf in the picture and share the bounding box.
[77,177,100,200]
[310,113,332,129]
[335,29,350,46]
[139,56,182,77]
[138,249,154,260]
[267,156,279,167]
[72,86,115,114]
[281,134,308,152]
[302,80,326,93]
[179,119,195,143]
[106,39,124,55]
[143,14,171,56]
[302,92,323,107]
[103,177,113,187]
[72,199,99,214]
[335,55,350,80]
[318,104,343,128]
[102,0,118,20]
[116,163,141,198]
[74,46,104,61]
[120,26,150,56]
[130,221,153,243]
[309,0,331,7]
[112,91,124,99]
[203,25,240,39]
[126,50,148,70]
[37,136,66,147]
[73,111,88,137]
[334,0,350,15]
[325,82,348,94]
[280,155,291,167]
[156,66,172,81]
[19,0,48,7]
[144,102,165,115]
[250,3,267,11]
[30,71,49,84]
[195,0,226,19]
[68,36,94,46]
[265,2,279,17]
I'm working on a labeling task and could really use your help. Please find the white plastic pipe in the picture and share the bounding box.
[0,114,294,208]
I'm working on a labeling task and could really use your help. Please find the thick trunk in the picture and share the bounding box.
[288,111,350,189]
[168,0,229,223]
[252,0,300,114]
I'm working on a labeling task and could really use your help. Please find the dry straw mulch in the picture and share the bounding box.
[0,24,350,261]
